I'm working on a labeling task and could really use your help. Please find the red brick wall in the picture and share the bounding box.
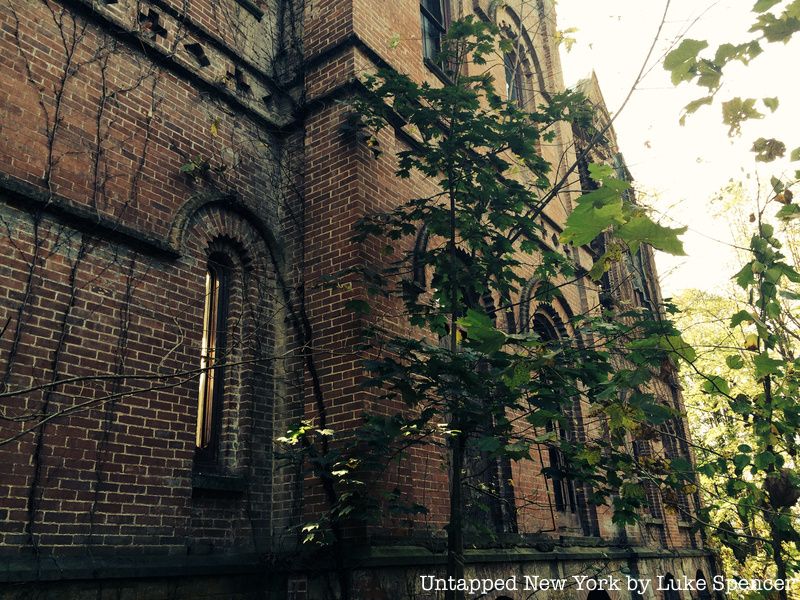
[0,0,295,565]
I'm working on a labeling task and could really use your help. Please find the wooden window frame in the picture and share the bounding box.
[421,0,450,68]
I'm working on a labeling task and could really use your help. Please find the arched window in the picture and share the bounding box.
[533,312,578,516]
[662,573,682,600]
[195,254,232,467]
[661,419,692,519]
[696,570,712,600]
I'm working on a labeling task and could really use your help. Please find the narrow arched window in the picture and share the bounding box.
[533,311,578,516]
[662,573,682,600]
[196,256,231,466]
[696,571,712,600]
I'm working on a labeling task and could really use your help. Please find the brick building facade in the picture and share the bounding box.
[0,0,718,598]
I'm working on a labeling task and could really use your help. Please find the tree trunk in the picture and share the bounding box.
[446,431,466,600]
[769,518,789,600]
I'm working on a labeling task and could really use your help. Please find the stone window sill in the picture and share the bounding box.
[423,57,454,85]
[192,470,246,493]
[234,0,264,20]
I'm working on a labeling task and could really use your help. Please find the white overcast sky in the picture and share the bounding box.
[556,0,800,297]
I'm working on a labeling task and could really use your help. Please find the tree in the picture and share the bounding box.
[280,15,699,600]
[671,188,800,596]
[661,3,800,597]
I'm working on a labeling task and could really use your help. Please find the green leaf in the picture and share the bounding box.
[762,97,780,112]
[620,481,646,501]
[750,12,800,43]
[730,310,753,327]
[475,436,502,453]
[753,0,781,12]
[733,454,750,472]
[588,162,614,182]
[751,137,786,162]
[670,457,693,477]
[734,263,756,288]
[345,299,372,315]
[753,450,775,469]
[458,309,507,354]
[642,402,675,424]
[660,334,697,363]
[697,462,716,477]
[779,263,800,282]
[722,98,764,136]
[776,203,800,221]
[664,39,709,85]
[502,362,531,389]
[753,352,784,378]
[702,375,730,396]
[503,440,530,460]
[616,216,687,256]
[588,250,614,281]
[791,147,800,161]
[726,354,745,369]
[680,96,713,125]
[561,196,624,246]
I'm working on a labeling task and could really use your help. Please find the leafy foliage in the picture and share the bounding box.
[282,17,699,599]
[673,188,800,594]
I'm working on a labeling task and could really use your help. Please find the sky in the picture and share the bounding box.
[555,0,800,297]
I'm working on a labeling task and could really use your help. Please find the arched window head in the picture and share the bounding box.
[195,254,232,466]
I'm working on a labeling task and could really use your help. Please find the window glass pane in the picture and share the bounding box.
[421,13,442,61]
[197,269,218,449]
[422,0,443,22]
[195,261,229,463]
[504,53,521,104]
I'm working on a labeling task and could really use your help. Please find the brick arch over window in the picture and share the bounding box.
[695,570,712,600]
[529,307,579,521]
[412,223,430,289]
[411,224,515,531]
[169,192,283,269]
[518,279,573,338]
[661,573,682,600]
